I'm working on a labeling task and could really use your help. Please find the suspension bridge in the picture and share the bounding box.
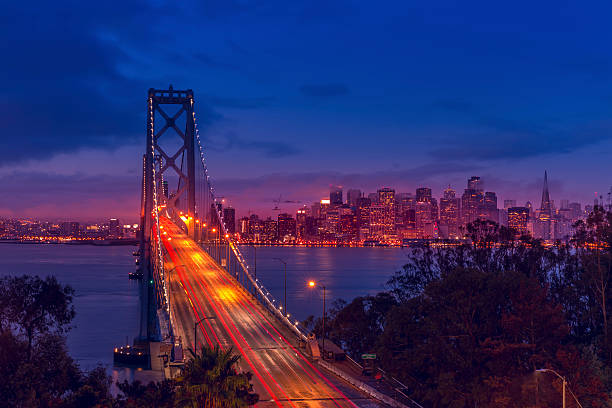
[134,86,412,408]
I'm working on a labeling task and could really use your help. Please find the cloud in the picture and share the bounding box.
[202,132,301,158]
[299,84,350,98]
[431,97,612,160]
[0,2,229,167]
[0,171,139,221]
[429,122,612,161]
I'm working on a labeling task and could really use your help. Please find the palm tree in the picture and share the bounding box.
[175,345,259,408]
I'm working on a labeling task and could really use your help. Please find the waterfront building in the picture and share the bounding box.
[262,218,278,242]
[277,213,296,242]
[238,217,249,236]
[248,215,263,241]
[296,208,307,240]
[109,218,121,238]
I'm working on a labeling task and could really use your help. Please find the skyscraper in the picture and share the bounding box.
[416,187,432,203]
[330,186,343,206]
[534,171,554,241]
[508,207,529,236]
[347,189,362,207]
[109,218,121,238]
[376,188,396,237]
[503,199,516,209]
[439,187,460,238]
[461,176,498,228]
[223,207,236,233]
[484,192,499,223]
[356,197,371,239]
[277,213,296,242]
[468,176,482,191]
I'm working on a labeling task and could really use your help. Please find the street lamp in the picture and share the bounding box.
[535,368,583,408]
[165,264,185,311]
[273,258,287,316]
[307,280,327,354]
[194,316,215,357]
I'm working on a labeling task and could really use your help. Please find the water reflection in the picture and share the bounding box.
[240,246,409,320]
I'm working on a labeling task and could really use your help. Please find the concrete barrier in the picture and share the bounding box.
[317,359,411,408]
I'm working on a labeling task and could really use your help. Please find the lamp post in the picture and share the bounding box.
[253,246,257,279]
[535,368,583,408]
[273,258,287,316]
[307,280,327,354]
[165,264,184,316]
[194,316,215,357]
[225,233,230,273]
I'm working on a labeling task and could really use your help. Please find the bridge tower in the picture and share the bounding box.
[141,86,197,241]
[138,86,197,340]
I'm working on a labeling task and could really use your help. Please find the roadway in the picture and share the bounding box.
[159,217,385,408]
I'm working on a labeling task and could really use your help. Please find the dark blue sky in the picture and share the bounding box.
[2,1,612,221]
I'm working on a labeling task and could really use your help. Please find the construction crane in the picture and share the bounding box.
[272,195,302,212]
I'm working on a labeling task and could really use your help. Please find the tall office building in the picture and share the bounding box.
[568,202,582,220]
[262,218,278,242]
[368,192,379,205]
[238,217,250,236]
[330,186,343,206]
[534,171,554,241]
[277,213,296,241]
[439,187,460,238]
[296,208,308,240]
[223,207,236,233]
[378,187,395,206]
[484,192,499,223]
[415,201,434,238]
[60,222,80,237]
[462,182,484,226]
[416,187,432,203]
[337,205,357,242]
[109,218,121,238]
[347,189,362,207]
[507,207,529,236]
[461,176,498,227]
[356,197,372,239]
[376,188,396,237]
[503,199,516,209]
[468,176,483,191]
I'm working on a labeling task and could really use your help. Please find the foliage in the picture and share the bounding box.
[320,216,612,407]
[174,346,258,408]
[0,275,258,407]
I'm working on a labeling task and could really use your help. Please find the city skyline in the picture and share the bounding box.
[3,1,612,221]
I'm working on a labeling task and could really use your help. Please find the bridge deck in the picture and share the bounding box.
[160,218,385,408]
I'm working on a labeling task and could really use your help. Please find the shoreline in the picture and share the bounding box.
[0,239,138,246]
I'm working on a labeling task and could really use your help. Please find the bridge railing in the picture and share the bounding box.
[200,221,308,342]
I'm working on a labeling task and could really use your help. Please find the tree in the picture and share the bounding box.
[174,345,258,408]
[0,275,75,360]
[116,378,175,408]
[324,293,396,358]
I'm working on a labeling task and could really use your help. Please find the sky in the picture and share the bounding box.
[2,0,612,222]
